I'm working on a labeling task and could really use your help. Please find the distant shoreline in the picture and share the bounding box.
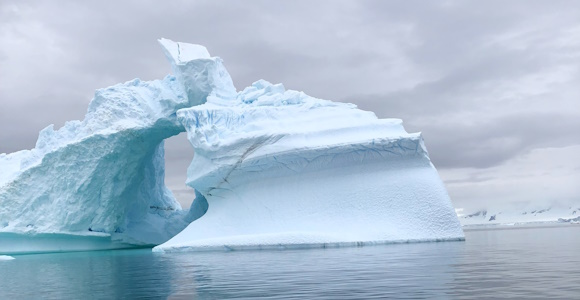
[462,221,579,231]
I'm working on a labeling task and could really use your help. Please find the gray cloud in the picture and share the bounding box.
[440,145,580,210]
[425,112,580,168]
[1,0,579,208]
[351,86,580,168]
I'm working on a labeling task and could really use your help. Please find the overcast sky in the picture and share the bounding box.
[1,0,579,211]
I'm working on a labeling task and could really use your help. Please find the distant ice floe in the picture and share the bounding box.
[459,205,580,227]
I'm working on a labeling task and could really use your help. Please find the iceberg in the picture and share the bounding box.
[0,39,464,254]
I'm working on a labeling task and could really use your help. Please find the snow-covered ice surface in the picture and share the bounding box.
[0,39,464,254]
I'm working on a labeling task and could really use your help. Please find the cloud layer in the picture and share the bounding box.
[1,0,578,209]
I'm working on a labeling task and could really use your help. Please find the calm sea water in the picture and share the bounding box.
[1,225,579,299]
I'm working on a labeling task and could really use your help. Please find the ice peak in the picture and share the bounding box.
[157,38,237,106]
[158,38,211,65]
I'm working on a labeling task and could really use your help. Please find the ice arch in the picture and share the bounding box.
[0,39,235,254]
[0,39,464,254]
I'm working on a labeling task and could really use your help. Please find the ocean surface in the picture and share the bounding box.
[1,224,579,299]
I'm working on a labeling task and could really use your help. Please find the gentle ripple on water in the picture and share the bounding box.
[1,224,579,299]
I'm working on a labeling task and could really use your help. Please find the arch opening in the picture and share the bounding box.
[163,132,195,210]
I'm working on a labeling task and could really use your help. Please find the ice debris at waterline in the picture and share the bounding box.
[0,39,463,255]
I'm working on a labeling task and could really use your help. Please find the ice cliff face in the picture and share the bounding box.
[1,39,464,254]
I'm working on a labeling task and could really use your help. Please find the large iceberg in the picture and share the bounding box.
[0,39,463,254]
